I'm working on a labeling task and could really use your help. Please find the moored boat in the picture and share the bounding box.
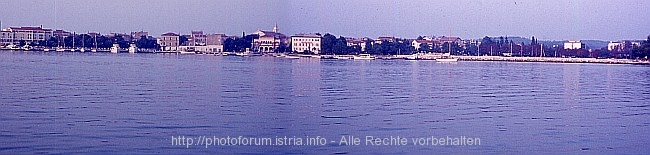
[436,53,458,62]
[353,54,375,60]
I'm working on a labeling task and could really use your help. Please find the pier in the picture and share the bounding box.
[456,56,650,65]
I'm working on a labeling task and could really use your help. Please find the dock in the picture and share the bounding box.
[456,56,650,65]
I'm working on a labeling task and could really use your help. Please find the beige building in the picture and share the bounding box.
[207,34,225,45]
[158,32,180,51]
[0,26,53,45]
[252,24,287,53]
[291,33,321,54]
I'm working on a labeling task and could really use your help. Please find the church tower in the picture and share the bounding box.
[273,23,278,33]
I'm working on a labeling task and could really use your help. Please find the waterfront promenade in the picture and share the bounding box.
[455,56,650,65]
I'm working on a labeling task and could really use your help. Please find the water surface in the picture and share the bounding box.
[0,51,649,154]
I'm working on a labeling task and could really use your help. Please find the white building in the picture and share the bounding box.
[411,40,434,51]
[564,40,584,49]
[291,33,321,54]
[346,37,373,52]
[607,41,622,51]
[0,26,53,45]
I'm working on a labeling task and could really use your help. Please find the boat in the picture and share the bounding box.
[179,51,196,54]
[43,48,51,52]
[436,53,458,62]
[284,55,300,59]
[334,55,353,60]
[405,54,418,60]
[235,52,249,56]
[353,54,375,60]
[110,44,120,53]
[22,45,32,51]
[6,44,20,50]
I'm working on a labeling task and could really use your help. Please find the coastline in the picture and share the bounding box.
[1,49,648,65]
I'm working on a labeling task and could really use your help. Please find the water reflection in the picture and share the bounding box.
[0,51,648,154]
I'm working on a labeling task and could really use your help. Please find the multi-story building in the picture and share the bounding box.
[564,40,584,49]
[130,31,148,40]
[291,33,321,54]
[346,37,373,52]
[206,34,225,45]
[190,31,207,46]
[0,26,53,45]
[608,41,622,51]
[608,40,642,51]
[158,32,180,51]
[53,29,72,38]
[252,24,287,53]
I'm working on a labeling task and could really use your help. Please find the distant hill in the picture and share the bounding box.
[484,36,609,49]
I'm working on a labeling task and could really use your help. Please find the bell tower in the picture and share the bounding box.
[273,23,278,33]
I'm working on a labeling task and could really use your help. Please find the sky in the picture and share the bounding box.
[0,0,648,41]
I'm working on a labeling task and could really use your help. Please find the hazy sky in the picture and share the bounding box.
[1,0,648,41]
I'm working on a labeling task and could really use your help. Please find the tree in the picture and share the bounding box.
[135,36,159,49]
[321,33,337,54]
[419,43,430,52]
[632,35,650,59]
[179,35,189,46]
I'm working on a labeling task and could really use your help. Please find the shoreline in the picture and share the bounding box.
[1,49,648,65]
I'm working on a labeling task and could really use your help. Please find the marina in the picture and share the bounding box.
[0,47,648,65]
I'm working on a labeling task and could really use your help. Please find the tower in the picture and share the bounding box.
[273,23,278,33]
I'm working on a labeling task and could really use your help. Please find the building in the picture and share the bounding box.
[252,24,288,53]
[412,40,434,51]
[564,40,584,49]
[438,36,463,46]
[179,32,225,53]
[608,40,642,51]
[0,26,53,45]
[374,36,396,44]
[206,34,225,45]
[130,31,148,40]
[53,29,72,38]
[607,41,622,51]
[190,31,207,46]
[158,32,180,51]
[291,33,321,54]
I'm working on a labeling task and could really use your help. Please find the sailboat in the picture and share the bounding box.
[91,34,98,52]
[80,34,85,52]
[436,43,458,62]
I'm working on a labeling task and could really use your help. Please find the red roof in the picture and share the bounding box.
[439,36,461,42]
[414,40,433,43]
[9,26,52,31]
[161,32,179,36]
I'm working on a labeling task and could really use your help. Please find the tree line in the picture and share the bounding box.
[20,35,160,49]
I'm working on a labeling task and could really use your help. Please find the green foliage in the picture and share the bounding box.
[135,36,159,49]
[224,34,256,52]
[631,35,650,59]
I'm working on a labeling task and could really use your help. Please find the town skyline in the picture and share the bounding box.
[1,0,648,41]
